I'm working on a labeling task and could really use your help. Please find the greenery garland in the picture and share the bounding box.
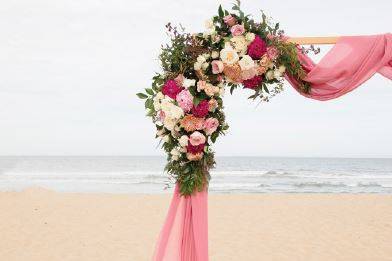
[138,2,310,195]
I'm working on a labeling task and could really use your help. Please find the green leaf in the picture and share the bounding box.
[263,85,270,94]
[145,88,154,95]
[218,5,224,18]
[145,98,153,110]
[210,132,219,143]
[137,93,148,99]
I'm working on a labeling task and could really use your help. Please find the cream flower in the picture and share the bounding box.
[230,36,248,55]
[183,78,196,88]
[265,70,274,80]
[170,147,181,161]
[204,83,219,97]
[220,45,239,65]
[245,32,255,42]
[278,65,286,73]
[238,55,255,71]
[211,50,219,59]
[204,19,214,30]
[179,135,189,147]
[194,62,202,71]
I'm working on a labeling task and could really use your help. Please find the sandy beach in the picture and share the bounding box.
[1,188,391,261]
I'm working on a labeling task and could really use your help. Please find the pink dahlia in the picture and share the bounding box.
[243,75,263,89]
[162,79,183,99]
[176,89,193,112]
[247,35,267,60]
[187,141,205,154]
[192,100,209,118]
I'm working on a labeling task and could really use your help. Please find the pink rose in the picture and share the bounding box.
[203,118,219,136]
[162,79,183,99]
[223,15,236,26]
[247,35,267,60]
[230,24,245,36]
[189,131,206,146]
[186,152,203,161]
[192,100,209,118]
[176,89,193,112]
[211,60,224,74]
[241,67,258,81]
[266,46,279,60]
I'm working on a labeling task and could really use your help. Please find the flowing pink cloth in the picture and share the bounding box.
[286,34,392,100]
[152,34,391,261]
[152,184,208,261]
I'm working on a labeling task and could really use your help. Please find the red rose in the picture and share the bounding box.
[162,79,183,99]
[247,35,267,60]
[243,75,263,89]
[187,141,205,154]
[192,100,209,118]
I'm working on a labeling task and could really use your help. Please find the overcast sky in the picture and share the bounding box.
[0,0,391,157]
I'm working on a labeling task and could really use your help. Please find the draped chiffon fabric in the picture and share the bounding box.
[152,184,208,261]
[286,34,392,100]
[152,34,391,261]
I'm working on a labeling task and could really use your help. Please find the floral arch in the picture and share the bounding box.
[138,2,311,195]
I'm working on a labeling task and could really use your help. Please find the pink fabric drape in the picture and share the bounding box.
[152,184,208,261]
[286,33,392,100]
[153,34,391,261]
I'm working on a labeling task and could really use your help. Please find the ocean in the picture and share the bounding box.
[0,156,392,194]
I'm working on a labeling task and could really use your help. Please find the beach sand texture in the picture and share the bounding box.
[1,188,392,261]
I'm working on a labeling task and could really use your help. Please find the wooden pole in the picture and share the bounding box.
[288,36,340,45]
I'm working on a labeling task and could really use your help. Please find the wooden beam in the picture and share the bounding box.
[288,36,340,45]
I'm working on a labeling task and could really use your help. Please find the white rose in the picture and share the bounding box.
[230,36,247,55]
[220,45,239,65]
[265,70,274,80]
[183,78,196,88]
[163,117,177,131]
[211,51,219,59]
[194,61,202,70]
[203,53,210,59]
[201,62,209,70]
[197,55,206,64]
[245,32,255,42]
[278,65,286,73]
[169,105,184,119]
[179,135,189,147]
[238,55,255,71]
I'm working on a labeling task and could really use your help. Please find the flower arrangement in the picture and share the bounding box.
[137,2,310,195]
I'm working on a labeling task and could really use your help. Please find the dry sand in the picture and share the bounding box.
[1,188,392,261]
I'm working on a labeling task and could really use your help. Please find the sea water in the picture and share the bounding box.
[0,156,391,194]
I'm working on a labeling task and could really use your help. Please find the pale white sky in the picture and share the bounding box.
[0,0,391,157]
